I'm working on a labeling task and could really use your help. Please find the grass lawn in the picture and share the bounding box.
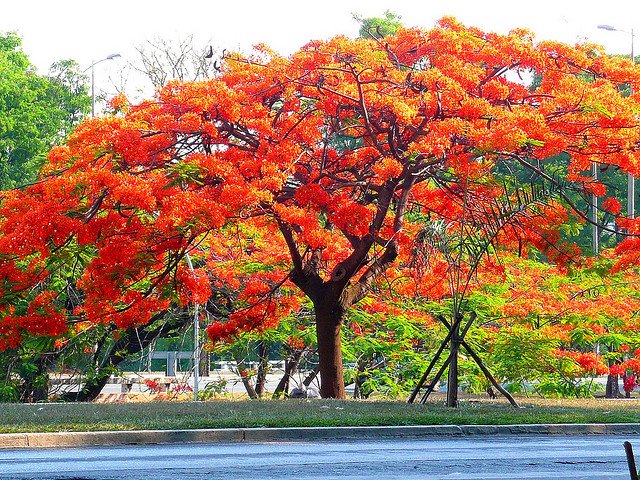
[1,396,640,433]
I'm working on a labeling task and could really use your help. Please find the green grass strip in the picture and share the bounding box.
[1,398,639,434]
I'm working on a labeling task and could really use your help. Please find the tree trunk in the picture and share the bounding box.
[22,356,52,403]
[446,316,461,408]
[198,318,210,378]
[272,358,293,398]
[606,374,620,398]
[272,347,309,398]
[315,306,346,399]
[62,372,112,402]
[233,353,258,399]
[255,341,269,398]
[198,352,210,378]
[606,360,620,398]
[446,346,459,407]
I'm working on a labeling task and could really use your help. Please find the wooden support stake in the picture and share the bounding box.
[460,339,520,408]
[420,354,453,404]
[408,328,454,403]
[409,312,475,404]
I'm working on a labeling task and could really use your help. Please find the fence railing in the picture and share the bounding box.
[147,352,285,376]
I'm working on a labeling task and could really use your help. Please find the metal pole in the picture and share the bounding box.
[593,161,599,254]
[193,303,200,401]
[630,28,636,219]
[83,54,120,118]
[91,62,95,118]
[597,25,636,219]
[185,253,200,401]
[629,173,635,220]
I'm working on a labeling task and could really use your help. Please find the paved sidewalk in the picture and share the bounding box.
[2,423,640,449]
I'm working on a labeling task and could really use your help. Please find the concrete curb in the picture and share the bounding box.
[2,423,640,449]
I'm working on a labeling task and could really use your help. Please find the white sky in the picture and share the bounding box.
[2,0,640,99]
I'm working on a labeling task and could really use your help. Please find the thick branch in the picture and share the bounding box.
[275,216,304,273]
[347,238,399,306]
[328,185,396,293]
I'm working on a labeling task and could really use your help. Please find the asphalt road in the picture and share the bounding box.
[1,435,638,479]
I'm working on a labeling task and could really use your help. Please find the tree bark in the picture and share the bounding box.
[198,351,210,378]
[606,360,621,398]
[606,375,620,398]
[21,355,53,403]
[272,358,293,398]
[234,355,258,399]
[61,311,181,402]
[446,316,461,408]
[272,346,309,398]
[315,306,346,399]
[255,341,269,398]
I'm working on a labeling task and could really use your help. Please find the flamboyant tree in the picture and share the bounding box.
[204,18,640,398]
[3,18,640,399]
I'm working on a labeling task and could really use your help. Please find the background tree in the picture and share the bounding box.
[135,35,217,88]
[0,34,92,400]
[46,59,92,140]
[490,253,640,398]
[407,176,571,406]
[0,32,90,189]
[108,35,219,101]
[353,10,403,39]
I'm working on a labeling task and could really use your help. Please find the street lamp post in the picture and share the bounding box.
[83,54,121,117]
[185,253,200,402]
[598,25,636,221]
[592,161,599,253]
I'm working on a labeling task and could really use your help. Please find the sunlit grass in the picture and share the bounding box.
[1,396,639,433]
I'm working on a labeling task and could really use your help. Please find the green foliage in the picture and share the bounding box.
[0,382,18,402]
[534,374,603,398]
[342,300,438,399]
[0,336,57,402]
[0,32,90,188]
[197,378,229,400]
[45,59,92,140]
[488,325,587,398]
[492,327,559,383]
[354,11,403,39]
